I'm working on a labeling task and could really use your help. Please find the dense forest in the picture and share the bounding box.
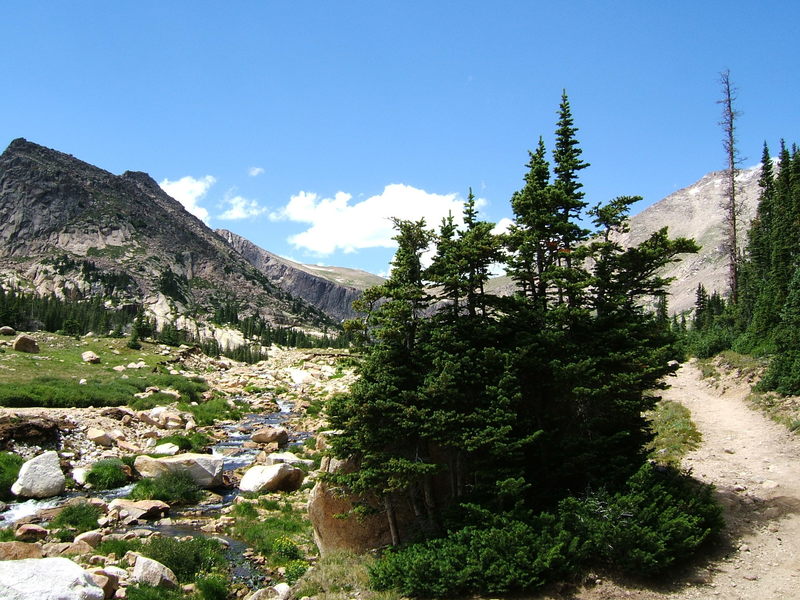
[326,94,722,596]
[686,141,800,393]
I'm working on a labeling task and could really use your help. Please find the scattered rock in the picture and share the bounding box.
[239,463,304,493]
[132,555,179,589]
[263,451,314,468]
[12,334,39,353]
[251,426,289,445]
[82,351,101,364]
[86,427,114,447]
[107,499,170,524]
[151,442,180,456]
[11,450,66,498]
[133,453,224,488]
[75,530,104,548]
[0,541,44,560]
[14,523,48,541]
[0,556,104,600]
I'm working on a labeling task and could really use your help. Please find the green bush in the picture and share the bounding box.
[126,585,184,600]
[0,451,23,500]
[195,574,229,600]
[141,536,226,583]
[285,560,309,584]
[272,536,302,559]
[95,537,143,558]
[50,501,102,534]
[129,471,202,505]
[158,432,212,452]
[86,458,129,489]
[0,528,16,542]
[181,397,241,426]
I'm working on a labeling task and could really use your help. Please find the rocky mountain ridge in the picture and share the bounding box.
[0,138,333,339]
[217,229,383,322]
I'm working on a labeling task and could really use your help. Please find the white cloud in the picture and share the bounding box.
[218,194,268,220]
[248,166,265,177]
[271,184,469,256]
[492,217,514,235]
[159,175,216,224]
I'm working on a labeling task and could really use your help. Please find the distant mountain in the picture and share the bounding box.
[486,165,763,314]
[217,229,384,322]
[0,138,332,334]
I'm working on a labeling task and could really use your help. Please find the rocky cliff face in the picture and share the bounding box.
[217,230,384,322]
[0,138,331,331]
[485,165,763,314]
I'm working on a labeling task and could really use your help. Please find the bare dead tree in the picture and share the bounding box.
[717,69,745,302]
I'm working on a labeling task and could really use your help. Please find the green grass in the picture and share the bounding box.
[645,400,702,467]
[129,471,202,505]
[0,528,16,542]
[0,451,23,500]
[86,458,129,489]
[142,536,226,583]
[179,396,243,426]
[157,432,212,452]
[95,537,143,558]
[294,552,401,600]
[49,501,102,534]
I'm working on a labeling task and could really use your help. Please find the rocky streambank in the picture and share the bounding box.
[0,344,357,599]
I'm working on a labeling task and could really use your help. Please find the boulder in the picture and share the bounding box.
[151,442,180,456]
[246,583,292,600]
[308,456,398,555]
[11,450,66,498]
[263,451,314,468]
[239,463,304,493]
[136,407,186,430]
[133,453,223,488]
[14,523,48,541]
[0,326,15,335]
[86,428,114,447]
[0,556,104,599]
[251,426,289,445]
[88,568,118,600]
[74,530,103,548]
[12,334,39,353]
[107,499,169,524]
[132,555,178,589]
[81,351,101,364]
[72,467,89,486]
[0,541,44,560]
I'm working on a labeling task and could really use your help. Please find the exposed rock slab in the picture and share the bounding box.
[133,453,223,488]
[0,541,44,560]
[11,450,66,498]
[239,463,304,493]
[0,556,104,599]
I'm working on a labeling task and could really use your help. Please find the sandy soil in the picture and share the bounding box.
[538,361,800,600]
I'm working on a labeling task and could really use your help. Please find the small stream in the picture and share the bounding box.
[1,395,308,586]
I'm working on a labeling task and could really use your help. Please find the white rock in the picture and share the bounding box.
[81,351,101,364]
[73,467,89,486]
[134,453,224,488]
[86,428,114,447]
[239,463,304,493]
[152,442,180,456]
[0,556,104,599]
[112,365,126,372]
[132,555,178,589]
[11,450,66,498]
[264,452,314,468]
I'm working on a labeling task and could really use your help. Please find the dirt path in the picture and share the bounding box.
[539,361,800,600]
[660,362,800,599]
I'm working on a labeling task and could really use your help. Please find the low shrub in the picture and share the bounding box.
[195,574,229,600]
[229,499,311,563]
[142,536,226,583]
[129,471,202,505]
[158,432,212,453]
[369,464,722,596]
[86,458,129,489]
[285,560,309,584]
[0,528,16,542]
[0,451,23,500]
[272,536,302,559]
[95,537,143,558]
[126,585,184,600]
[181,397,242,426]
[50,501,102,534]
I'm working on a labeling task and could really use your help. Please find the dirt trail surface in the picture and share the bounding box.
[540,361,800,600]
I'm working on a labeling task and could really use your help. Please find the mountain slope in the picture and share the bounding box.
[0,138,332,332]
[217,229,384,322]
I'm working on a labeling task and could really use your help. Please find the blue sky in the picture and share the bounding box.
[2,2,797,276]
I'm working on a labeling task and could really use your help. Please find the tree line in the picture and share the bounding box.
[326,93,719,595]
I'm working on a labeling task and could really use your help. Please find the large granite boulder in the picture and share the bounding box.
[11,450,66,498]
[133,453,223,488]
[0,326,15,336]
[107,499,169,524]
[251,426,289,445]
[239,463,304,493]
[0,541,43,560]
[132,555,178,589]
[12,334,39,353]
[0,556,104,599]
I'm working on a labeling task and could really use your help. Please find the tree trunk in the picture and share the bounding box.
[384,494,400,546]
